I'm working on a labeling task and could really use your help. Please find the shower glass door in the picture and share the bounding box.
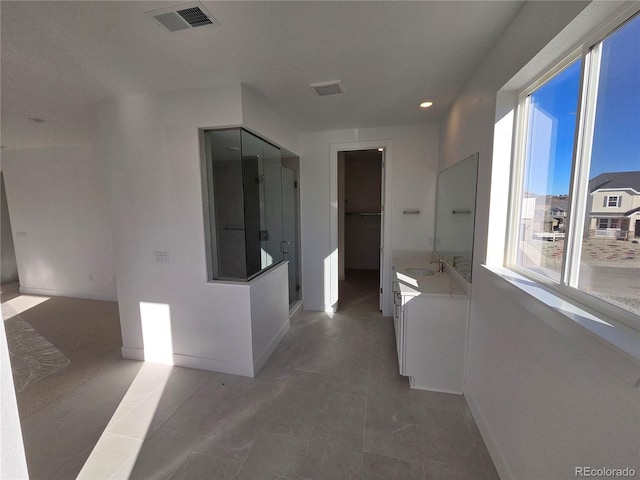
[282,167,300,306]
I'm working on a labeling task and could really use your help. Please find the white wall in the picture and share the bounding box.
[1,173,19,284]
[250,262,289,373]
[300,123,439,314]
[439,1,640,478]
[99,84,293,375]
[2,145,116,300]
[241,85,300,156]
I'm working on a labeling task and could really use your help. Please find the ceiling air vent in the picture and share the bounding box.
[147,2,220,32]
[310,80,344,97]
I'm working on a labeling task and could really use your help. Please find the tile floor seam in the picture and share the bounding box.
[361,444,424,464]
[140,382,207,441]
[99,430,146,442]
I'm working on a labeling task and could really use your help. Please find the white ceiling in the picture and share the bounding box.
[1,1,524,149]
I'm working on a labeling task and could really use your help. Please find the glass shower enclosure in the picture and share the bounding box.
[202,128,288,283]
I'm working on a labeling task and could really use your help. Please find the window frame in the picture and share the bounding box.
[505,6,640,330]
[605,195,622,207]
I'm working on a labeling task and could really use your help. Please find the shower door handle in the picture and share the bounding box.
[280,241,291,254]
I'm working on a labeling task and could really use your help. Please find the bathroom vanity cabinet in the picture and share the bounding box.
[392,250,469,393]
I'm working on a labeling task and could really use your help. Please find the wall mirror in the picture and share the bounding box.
[435,152,479,281]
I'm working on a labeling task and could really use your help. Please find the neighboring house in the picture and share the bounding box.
[521,194,568,241]
[586,171,640,239]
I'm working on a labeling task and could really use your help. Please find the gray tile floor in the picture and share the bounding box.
[19,308,498,479]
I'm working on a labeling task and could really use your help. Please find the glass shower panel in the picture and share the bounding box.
[205,129,246,280]
[240,130,283,278]
[282,167,300,305]
[203,127,285,281]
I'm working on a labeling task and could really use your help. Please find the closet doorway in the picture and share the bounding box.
[338,149,384,312]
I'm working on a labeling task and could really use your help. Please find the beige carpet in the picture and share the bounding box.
[1,286,123,419]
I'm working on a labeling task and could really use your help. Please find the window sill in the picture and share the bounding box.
[481,265,640,388]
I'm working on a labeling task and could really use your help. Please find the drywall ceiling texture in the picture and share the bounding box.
[1,1,523,150]
[438,1,640,478]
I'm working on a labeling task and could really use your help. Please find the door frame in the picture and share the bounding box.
[330,140,393,316]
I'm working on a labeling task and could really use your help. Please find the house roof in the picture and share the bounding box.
[589,171,640,193]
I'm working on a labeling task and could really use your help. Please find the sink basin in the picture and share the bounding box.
[405,267,437,277]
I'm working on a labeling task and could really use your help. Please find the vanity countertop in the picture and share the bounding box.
[392,250,469,298]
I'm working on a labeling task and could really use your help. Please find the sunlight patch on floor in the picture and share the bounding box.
[1,295,50,321]
[76,362,172,479]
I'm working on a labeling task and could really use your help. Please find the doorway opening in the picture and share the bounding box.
[338,149,384,312]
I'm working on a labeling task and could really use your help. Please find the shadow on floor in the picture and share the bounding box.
[338,268,381,312]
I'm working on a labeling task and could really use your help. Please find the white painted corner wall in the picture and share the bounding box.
[299,124,439,315]
[439,1,640,478]
[99,84,292,376]
[1,145,116,301]
[250,262,290,374]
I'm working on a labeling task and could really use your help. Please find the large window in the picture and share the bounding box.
[510,11,640,322]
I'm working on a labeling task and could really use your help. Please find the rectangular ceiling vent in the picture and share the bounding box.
[147,2,220,32]
[310,80,344,97]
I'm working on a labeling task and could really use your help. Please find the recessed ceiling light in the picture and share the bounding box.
[419,101,433,109]
[27,117,46,123]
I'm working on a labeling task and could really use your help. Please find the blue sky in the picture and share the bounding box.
[525,14,639,196]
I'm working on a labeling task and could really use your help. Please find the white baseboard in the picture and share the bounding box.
[253,319,290,375]
[464,390,512,480]
[19,286,117,302]
[409,380,463,395]
[120,347,255,377]
[289,300,303,318]
[173,353,254,377]
[121,347,145,361]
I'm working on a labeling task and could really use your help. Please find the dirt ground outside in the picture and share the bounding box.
[519,237,640,316]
